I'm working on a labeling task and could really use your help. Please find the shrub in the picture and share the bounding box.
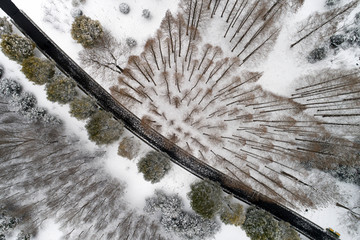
[46,76,77,104]
[119,3,130,14]
[85,110,124,145]
[0,17,13,37]
[187,179,223,219]
[142,9,151,19]
[71,16,103,48]
[355,12,360,25]
[242,207,279,240]
[126,37,137,48]
[307,47,327,63]
[348,28,360,46]
[117,137,140,159]
[330,34,345,48]
[72,0,86,7]
[326,0,341,7]
[144,191,221,240]
[21,57,55,85]
[0,78,21,97]
[220,202,246,226]
[69,96,97,120]
[137,151,171,183]
[1,34,35,62]
[71,8,83,18]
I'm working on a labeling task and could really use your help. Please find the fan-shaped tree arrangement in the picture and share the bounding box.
[105,0,360,209]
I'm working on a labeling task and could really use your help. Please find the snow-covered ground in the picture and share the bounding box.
[1,0,360,239]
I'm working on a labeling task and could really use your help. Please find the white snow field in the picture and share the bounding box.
[1,0,359,239]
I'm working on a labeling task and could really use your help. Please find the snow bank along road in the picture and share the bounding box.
[0,1,339,239]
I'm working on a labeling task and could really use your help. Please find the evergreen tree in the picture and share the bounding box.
[278,221,301,240]
[144,190,220,240]
[137,151,171,183]
[21,56,55,85]
[242,207,279,240]
[117,137,140,160]
[0,78,21,97]
[1,34,35,62]
[187,179,223,219]
[71,15,103,48]
[11,92,37,114]
[46,76,77,104]
[69,96,97,120]
[0,65,3,78]
[0,17,13,37]
[85,110,124,145]
[220,202,246,226]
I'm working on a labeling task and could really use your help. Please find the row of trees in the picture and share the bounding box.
[0,18,125,145]
[0,204,30,240]
[145,179,300,240]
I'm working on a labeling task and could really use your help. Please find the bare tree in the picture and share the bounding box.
[79,31,129,81]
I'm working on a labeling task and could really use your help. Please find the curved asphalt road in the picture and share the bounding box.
[0,1,340,239]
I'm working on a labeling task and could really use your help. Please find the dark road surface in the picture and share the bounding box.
[0,1,340,239]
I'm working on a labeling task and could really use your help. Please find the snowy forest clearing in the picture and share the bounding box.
[0,0,360,239]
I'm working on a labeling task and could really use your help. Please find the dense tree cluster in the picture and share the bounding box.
[117,136,140,160]
[0,66,60,125]
[69,96,97,120]
[0,98,166,239]
[46,76,77,104]
[1,34,35,62]
[85,110,124,145]
[21,56,55,85]
[137,151,171,183]
[4,88,60,125]
[71,15,103,48]
[188,179,223,219]
[144,190,220,240]
[0,205,31,240]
